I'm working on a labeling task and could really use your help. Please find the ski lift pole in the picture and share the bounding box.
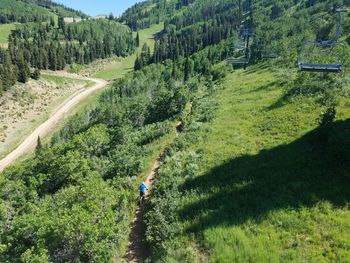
[335,9,341,40]
[244,35,250,70]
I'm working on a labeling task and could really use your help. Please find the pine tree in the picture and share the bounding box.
[35,136,43,155]
[184,56,190,81]
[58,16,66,33]
[48,42,57,70]
[31,68,40,80]
[2,51,16,90]
[134,55,142,71]
[50,16,55,27]
[172,60,177,79]
[136,32,140,47]
[16,51,30,83]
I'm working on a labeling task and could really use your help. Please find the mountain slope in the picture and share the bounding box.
[145,64,350,261]
[0,0,350,262]
[0,0,87,24]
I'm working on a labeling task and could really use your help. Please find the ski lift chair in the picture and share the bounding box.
[298,7,347,73]
[227,47,250,66]
[227,58,250,65]
[298,41,344,73]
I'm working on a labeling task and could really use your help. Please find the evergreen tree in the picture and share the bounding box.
[134,55,142,70]
[35,136,43,155]
[1,51,16,90]
[136,32,140,47]
[184,56,190,81]
[58,16,66,33]
[50,16,55,27]
[16,51,30,83]
[31,68,41,80]
[48,42,57,70]
[172,60,177,79]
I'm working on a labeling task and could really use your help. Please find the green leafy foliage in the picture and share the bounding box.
[0,54,193,261]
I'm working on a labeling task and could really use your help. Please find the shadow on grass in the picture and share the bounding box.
[180,120,350,232]
[265,93,289,111]
[250,80,280,94]
[243,62,270,74]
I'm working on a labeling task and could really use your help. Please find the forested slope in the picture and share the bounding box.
[0,16,134,95]
[0,0,87,24]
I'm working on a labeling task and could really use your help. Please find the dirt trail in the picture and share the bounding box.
[126,157,161,263]
[0,72,108,171]
[126,123,183,262]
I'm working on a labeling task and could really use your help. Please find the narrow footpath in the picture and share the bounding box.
[126,157,161,263]
[126,122,183,263]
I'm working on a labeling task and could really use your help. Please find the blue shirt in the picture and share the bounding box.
[139,183,147,193]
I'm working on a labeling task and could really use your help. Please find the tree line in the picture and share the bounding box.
[0,19,135,94]
[0,0,87,24]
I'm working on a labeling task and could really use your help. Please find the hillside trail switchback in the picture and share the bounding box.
[0,71,108,171]
[126,122,183,263]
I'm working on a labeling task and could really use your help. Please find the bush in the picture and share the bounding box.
[30,69,40,80]
[319,107,336,127]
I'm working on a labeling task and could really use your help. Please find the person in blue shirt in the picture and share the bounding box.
[139,182,148,200]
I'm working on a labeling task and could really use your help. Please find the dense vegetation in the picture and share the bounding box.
[0,18,134,95]
[0,60,189,261]
[1,0,350,262]
[145,63,350,262]
[123,0,350,261]
[131,0,350,70]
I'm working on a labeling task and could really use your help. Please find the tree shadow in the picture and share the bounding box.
[251,80,280,93]
[180,120,350,232]
[265,93,289,111]
[243,62,270,74]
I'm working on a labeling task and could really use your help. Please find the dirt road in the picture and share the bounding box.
[0,72,108,171]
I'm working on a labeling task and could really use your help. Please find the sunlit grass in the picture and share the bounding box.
[93,23,163,80]
[176,65,350,262]
[0,23,16,46]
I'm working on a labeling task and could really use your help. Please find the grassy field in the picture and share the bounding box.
[0,23,16,46]
[151,64,350,262]
[93,23,163,80]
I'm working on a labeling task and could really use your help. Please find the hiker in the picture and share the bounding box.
[139,182,148,202]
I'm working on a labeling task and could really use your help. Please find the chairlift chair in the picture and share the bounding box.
[298,41,344,73]
[227,47,250,66]
[227,58,250,65]
[298,8,347,73]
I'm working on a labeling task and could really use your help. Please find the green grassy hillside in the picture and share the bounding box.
[145,64,350,262]
[93,23,163,80]
[1,0,350,261]
[0,23,16,45]
[0,0,87,24]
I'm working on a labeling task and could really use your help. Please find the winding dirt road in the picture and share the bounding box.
[0,72,108,171]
